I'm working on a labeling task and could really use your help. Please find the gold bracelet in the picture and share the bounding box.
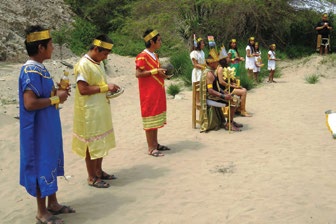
[207,84,213,89]
[99,85,109,93]
[150,68,158,75]
[49,96,60,105]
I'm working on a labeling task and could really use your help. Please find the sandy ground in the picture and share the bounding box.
[1,52,336,224]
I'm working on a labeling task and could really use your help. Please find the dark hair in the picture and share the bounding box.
[89,34,113,52]
[247,39,255,54]
[219,58,229,68]
[143,28,160,48]
[24,25,51,56]
[196,39,204,51]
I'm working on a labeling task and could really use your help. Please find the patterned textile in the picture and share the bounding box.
[200,69,226,132]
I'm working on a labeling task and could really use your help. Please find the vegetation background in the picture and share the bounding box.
[55,0,335,88]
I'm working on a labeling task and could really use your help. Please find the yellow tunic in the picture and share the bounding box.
[72,55,115,159]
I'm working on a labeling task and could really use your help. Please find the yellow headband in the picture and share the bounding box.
[197,37,203,43]
[26,30,51,43]
[270,44,276,47]
[144,30,159,42]
[249,37,255,41]
[93,39,113,50]
[231,39,236,43]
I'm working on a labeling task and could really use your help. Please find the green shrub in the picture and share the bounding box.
[239,73,255,90]
[169,49,193,87]
[285,45,313,59]
[69,17,99,55]
[305,74,320,84]
[109,33,145,57]
[167,83,181,97]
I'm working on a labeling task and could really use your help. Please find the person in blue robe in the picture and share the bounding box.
[19,25,74,224]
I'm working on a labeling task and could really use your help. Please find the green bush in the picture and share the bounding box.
[305,74,320,84]
[285,45,314,59]
[109,33,145,57]
[167,83,181,97]
[69,17,99,55]
[169,49,193,87]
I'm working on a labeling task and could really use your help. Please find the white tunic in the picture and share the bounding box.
[190,50,205,83]
[268,50,276,71]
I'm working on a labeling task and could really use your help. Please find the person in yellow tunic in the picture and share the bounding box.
[72,34,121,188]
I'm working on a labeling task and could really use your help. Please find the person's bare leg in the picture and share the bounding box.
[325,46,328,55]
[248,69,253,79]
[233,88,251,117]
[146,129,162,156]
[86,149,99,182]
[268,70,274,82]
[253,72,259,83]
[36,190,64,224]
[96,157,103,176]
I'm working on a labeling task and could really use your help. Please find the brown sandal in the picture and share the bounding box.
[88,177,110,188]
[148,149,164,157]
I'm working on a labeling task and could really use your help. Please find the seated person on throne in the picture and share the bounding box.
[217,58,252,117]
[200,49,243,132]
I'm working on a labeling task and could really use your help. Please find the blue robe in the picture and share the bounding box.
[19,60,64,198]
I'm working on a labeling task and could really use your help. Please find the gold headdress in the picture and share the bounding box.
[144,30,159,42]
[26,30,51,43]
[93,39,113,50]
[270,43,276,48]
[231,39,237,43]
[197,37,203,43]
[249,37,255,41]
[206,48,220,63]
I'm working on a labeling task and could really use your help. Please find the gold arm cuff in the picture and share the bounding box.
[93,39,113,50]
[26,30,51,43]
[150,68,158,75]
[144,30,159,42]
[99,85,109,93]
[50,96,60,105]
[207,84,213,89]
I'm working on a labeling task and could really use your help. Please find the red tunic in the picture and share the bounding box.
[135,50,167,130]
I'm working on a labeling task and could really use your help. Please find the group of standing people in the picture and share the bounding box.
[19,26,169,224]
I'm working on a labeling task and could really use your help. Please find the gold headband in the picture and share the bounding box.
[144,30,159,42]
[197,37,203,43]
[270,44,276,47]
[26,30,51,43]
[231,39,236,43]
[93,39,113,50]
[249,37,255,41]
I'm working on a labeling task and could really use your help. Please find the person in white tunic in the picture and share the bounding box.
[267,43,280,83]
[245,37,257,79]
[190,37,206,103]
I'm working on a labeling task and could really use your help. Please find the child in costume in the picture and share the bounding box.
[19,25,74,224]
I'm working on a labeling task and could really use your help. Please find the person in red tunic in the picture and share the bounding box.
[135,29,170,157]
